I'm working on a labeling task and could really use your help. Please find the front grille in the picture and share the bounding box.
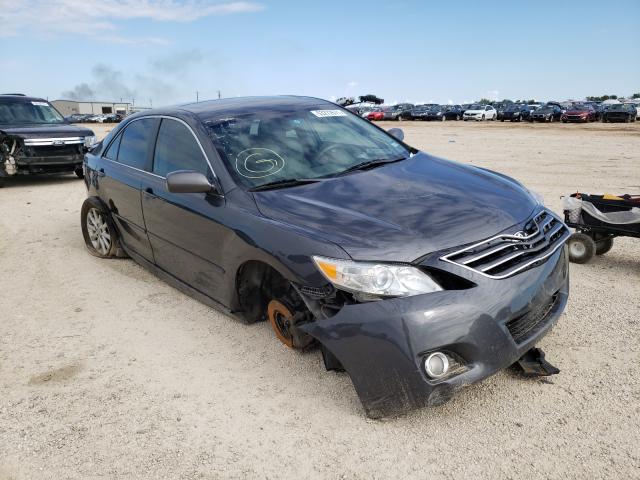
[440,209,570,279]
[25,145,83,158]
[507,293,559,343]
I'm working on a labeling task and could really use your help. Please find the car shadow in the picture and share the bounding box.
[1,174,82,189]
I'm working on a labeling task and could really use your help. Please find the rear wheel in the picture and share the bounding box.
[594,236,614,255]
[481,114,485,121]
[81,199,122,258]
[74,167,84,179]
[568,232,596,264]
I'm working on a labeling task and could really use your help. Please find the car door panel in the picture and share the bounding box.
[140,117,229,301]
[97,121,157,261]
[141,177,227,298]
[100,160,154,260]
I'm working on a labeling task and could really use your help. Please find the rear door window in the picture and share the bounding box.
[152,118,210,177]
[103,133,121,161]
[117,118,158,171]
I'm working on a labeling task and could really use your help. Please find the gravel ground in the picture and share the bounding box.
[1,121,639,479]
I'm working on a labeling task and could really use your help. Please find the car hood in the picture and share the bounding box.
[465,109,484,114]
[565,110,589,115]
[534,108,553,114]
[253,153,538,262]
[0,123,94,138]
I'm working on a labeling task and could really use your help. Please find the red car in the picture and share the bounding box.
[367,110,384,121]
[561,104,596,123]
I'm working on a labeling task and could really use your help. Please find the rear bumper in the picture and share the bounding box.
[301,246,569,418]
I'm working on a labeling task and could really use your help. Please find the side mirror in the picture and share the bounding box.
[387,127,404,141]
[166,170,216,194]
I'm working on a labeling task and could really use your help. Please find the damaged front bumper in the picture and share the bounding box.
[300,246,569,418]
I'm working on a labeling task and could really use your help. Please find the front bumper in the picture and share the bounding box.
[301,246,569,418]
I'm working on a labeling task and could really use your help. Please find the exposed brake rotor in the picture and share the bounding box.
[267,299,295,348]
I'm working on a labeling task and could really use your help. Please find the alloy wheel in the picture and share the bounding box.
[86,208,111,255]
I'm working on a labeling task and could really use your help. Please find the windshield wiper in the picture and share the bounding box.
[249,178,323,192]
[337,156,407,176]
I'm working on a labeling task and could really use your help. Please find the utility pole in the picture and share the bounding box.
[217,90,221,99]
[149,99,152,108]
[196,91,199,102]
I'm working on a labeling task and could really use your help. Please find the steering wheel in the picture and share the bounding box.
[316,143,348,163]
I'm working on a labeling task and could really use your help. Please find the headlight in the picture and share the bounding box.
[312,256,442,298]
[437,112,442,115]
[84,135,97,148]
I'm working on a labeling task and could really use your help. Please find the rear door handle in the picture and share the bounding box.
[144,187,154,195]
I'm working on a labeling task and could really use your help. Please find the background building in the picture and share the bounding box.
[51,100,132,116]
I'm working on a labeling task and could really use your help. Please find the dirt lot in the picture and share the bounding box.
[1,121,639,479]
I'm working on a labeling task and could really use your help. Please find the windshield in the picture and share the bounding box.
[0,99,65,124]
[203,105,411,189]
[505,105,521,112]
[469,104,483,110]
[571,104,590,111]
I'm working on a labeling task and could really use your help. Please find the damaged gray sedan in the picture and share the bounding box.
[81,96,571,417]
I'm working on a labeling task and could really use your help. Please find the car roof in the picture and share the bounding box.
[179,95,331,117]
[0,94,48,103]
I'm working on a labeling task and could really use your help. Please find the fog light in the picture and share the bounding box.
[424,352,449,379]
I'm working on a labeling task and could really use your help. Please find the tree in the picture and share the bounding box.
[477,98,492,105]
[631,93,640,99]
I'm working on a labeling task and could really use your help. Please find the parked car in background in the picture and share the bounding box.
[463,104,497,121]
[410,105,463,121]
[366,109,385,121]
[80,95,570,418]
[497,104,531,122]
[602,104,637,123]
[386,103,414,121]
[0,94,95,187]
[65,113,92,123]
[530,103,563,122]
[561,104,596,123]
[104,113,124,123]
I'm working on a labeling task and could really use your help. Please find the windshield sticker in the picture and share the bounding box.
[236,148,285,179]
[310,110,348,118]
[31,101,49,106]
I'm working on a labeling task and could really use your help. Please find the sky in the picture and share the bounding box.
[1,0,639,107]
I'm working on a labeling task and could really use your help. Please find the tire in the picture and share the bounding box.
[0,177,5,188]
[81,198,124,258]
[441,115,446,122]
[548,116,554,123]
[567,232,596,264]
[595,236,614,255]
[501,119,505,122]
[74,167,84,179]
[397,115,403,122]
[602,116,607,123]
[481,114,485,121]
[457,115,461,120]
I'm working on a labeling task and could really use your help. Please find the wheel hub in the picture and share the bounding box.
[569,241,585,257]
